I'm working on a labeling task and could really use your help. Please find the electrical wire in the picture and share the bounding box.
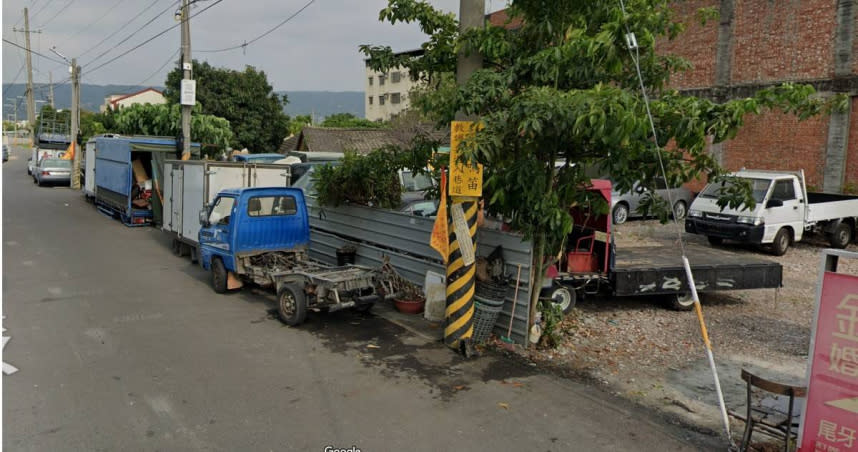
[82,0,180,68]
[2,38,67,65]
[65,0,130,40]
[37,0,76,28]
[84,0,224,76]
[135,48,180,87]
[617,0,734,447]
[197,0,316,53]
[77,0,169,58]
[29,0,56,21]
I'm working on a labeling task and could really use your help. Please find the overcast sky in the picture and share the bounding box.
[3,0,499,92]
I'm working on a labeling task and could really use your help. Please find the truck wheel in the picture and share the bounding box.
[189,246,199,264]
[829,223,853,249]
[277,284,307,326]
[672,200,687,220]
[771,228,791,256]
[707,236,724,246]
[668,293,695,311]
[211,258,228,294]
[612,203,629,225]
[548,285,576,314]
[171,238,183,256]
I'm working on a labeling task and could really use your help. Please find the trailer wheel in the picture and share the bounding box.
[668,293,695,311]
[548,285,576,314]
[707,236,724,246]
[277,284,307,326]
[829,223,852,249]
[211,258,228,294]
[771,228,791,256]
[612,203,629,225]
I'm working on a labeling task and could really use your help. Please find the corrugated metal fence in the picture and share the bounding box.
[305,197,534,345]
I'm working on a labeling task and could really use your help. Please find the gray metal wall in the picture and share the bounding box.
[305,197,534,345]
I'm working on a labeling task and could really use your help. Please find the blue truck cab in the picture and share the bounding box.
[198,187,380,325]
[198,187,310,276]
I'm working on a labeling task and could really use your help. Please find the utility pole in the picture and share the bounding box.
[22,8,36,146]
[49,72,55,108]
[180,0,193,160]
[443,0,485,358]
[70,59,81,189]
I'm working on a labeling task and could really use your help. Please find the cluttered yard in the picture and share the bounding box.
[505,218,858,437]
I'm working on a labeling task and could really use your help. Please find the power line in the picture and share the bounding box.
[29,0,57,20]
[136,48,180,87]
[2,38,67,65]
[78,0,169,58]
[64,0,131,40]
[83,0,180,69]
[197,0,316,53]
[85,0,224,75]
[38,0,76,28]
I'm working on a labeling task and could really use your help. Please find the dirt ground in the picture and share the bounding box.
[506,218,858,446]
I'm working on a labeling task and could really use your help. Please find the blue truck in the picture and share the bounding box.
[94,136,200,226]
[198,187,381,325]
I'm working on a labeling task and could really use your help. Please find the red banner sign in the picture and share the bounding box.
[800,271,858,452]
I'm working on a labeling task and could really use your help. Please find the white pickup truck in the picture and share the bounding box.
[685,169,858,255]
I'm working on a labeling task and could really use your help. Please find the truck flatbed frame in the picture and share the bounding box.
[610,244,782,297]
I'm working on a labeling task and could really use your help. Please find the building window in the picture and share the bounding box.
[368,76,373,86]
[391,93,401,104]
[379,74,386,86]
[368,96,373,105]
[379,95,386,106]
[392,71,401,83]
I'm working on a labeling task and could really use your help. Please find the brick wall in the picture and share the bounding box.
[722,110,829,189]
[730,0,837,83]
[846,98,858,192]
[657,0,719,89]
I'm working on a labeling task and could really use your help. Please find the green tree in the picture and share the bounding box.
[362,0,843,323]
[288,114,313,136]
[320,113,386,129]
[112,103,233,157]
[164,60,289,152]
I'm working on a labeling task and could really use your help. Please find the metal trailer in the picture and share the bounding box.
[545,179,783,312]
[162,160,291,261]
[94,136,200,226]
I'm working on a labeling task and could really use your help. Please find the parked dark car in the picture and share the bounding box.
[3,144,9,162]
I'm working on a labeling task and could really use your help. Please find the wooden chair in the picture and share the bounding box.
[736,369,807,452]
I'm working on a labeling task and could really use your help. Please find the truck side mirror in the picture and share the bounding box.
[199,209,209,227]
[766,199,784,208]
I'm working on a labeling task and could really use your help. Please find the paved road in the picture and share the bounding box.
[2,146,720,451]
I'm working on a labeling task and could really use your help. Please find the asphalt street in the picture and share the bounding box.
[2,145,719,451]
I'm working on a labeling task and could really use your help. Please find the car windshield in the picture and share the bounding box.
[42,159,70,168]
[401,171,433,191]
[699,177,770,203]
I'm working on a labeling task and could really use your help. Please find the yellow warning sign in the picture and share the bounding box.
[449,121,483,197]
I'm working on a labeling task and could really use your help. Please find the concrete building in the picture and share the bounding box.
[364,50,424,122]
[101,88,166,112]
[660,0,858,193]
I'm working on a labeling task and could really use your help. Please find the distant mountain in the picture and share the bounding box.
[2,83,365,120]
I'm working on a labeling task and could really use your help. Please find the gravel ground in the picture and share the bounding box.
[512,218,858,443]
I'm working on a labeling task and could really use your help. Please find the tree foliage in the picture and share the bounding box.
[314,148,403,209]
[363,0,843,322]
[112,103,233,156]
[164,60,289,152]
[320,113,387,129]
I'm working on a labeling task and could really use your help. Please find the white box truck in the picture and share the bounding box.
[685,169,858,255]
[163,160,291,261]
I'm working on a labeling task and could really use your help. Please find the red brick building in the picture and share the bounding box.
[660,0,858,193]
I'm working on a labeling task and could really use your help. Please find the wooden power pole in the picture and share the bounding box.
[23,8,36,147]
[70,59,81,189]
[179,0,194,160]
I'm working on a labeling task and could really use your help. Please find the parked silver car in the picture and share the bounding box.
[2,144,8,162]
[33,158,72,186]
[611,177,694,225]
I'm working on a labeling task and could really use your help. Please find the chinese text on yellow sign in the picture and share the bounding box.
[449,121,483,197]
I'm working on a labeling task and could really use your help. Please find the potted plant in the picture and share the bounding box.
[393,282,426,315]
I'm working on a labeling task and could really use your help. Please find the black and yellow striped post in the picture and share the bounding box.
[444,199,479,356]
